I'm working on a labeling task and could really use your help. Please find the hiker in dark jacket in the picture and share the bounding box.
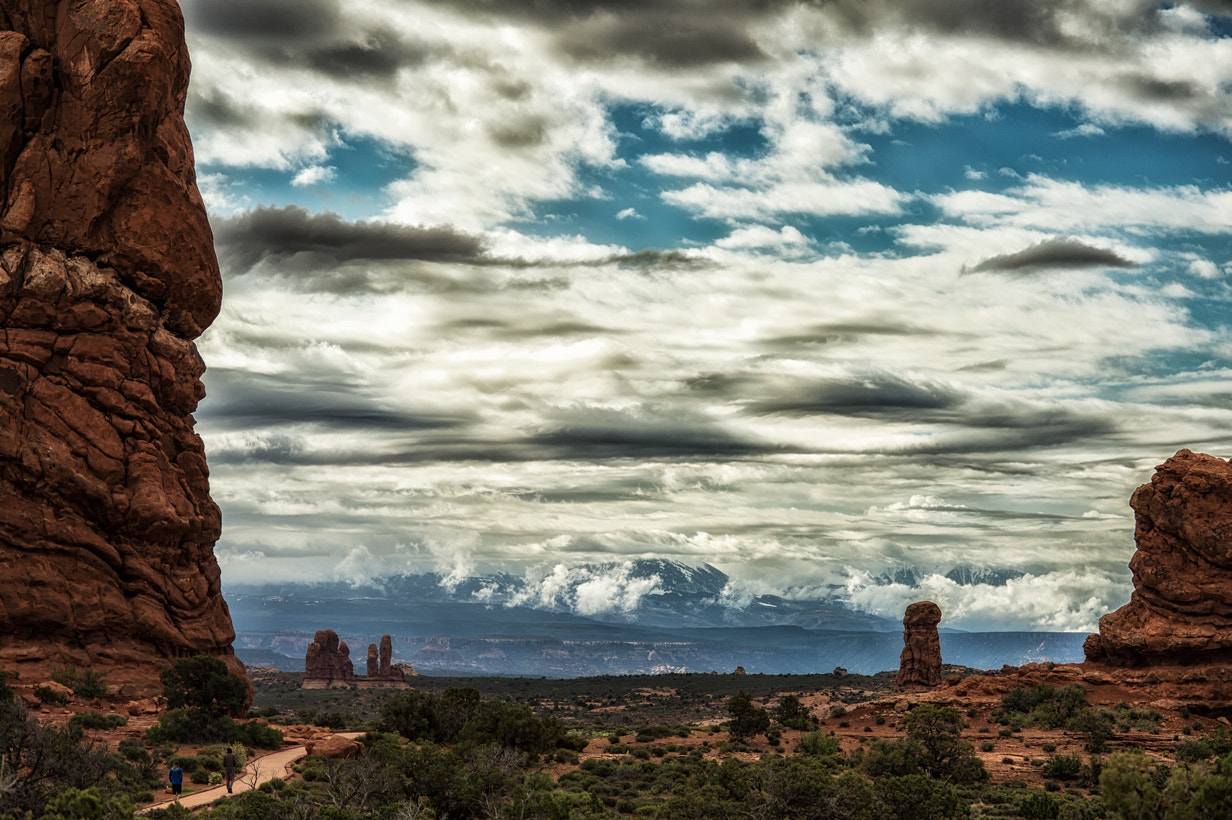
[223,747,238,793]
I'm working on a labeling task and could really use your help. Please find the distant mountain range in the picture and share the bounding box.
[226,559,1085,677]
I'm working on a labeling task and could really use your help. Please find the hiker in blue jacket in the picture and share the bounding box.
[169,763,184,796]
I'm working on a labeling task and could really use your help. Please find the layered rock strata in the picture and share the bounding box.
[0,0,243,695]
[1086,449,1232,667]
[897,601,943,689]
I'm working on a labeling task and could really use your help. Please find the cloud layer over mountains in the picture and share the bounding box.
[182,0,1232,631]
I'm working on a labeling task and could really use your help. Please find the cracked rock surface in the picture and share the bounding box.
[0,0,244,694]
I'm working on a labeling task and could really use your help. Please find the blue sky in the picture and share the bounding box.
[179,0,1232,631]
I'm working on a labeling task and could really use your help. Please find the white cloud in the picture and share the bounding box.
[616,207,644,220]
[292,165,338,187]
[1187,257,1222,279]
[935,176,1232,235]
[841,569,1128,632]
[716,224,813,251]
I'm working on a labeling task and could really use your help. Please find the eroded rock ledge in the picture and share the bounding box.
[0,0,242,696]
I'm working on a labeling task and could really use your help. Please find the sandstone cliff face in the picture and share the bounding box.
[897,600,943,689]
[1086,449,1232,667]
[0,0,242,694]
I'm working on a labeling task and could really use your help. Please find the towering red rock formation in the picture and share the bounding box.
[366,643,379,678]
[304,630,355,688]
[1086,450,1232,666]
[0,0,243,695]
[897,601,943,689]
[307,630,409,688]
[379,633,393,677]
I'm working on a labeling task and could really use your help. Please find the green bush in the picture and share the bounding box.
[34,685,67,705]
[1041,754,1083,780]
[159,656,248,717]
[50,665,109,699]
[726,691,770,741]
[69,712,128,731]
[146,708,283,749]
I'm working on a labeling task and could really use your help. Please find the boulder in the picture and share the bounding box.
[0,0,244,696]
[1086,450,1232,666]
[896,601,943,689]
[307,734,361,760]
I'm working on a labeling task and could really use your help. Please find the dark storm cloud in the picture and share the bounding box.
[559,14,767,67]
[750,371,963,415]
[200,368,476,432]
[184,0,426,79]
[759,320,937,351]
[966,237,1138,274]
[304,28,430,80]
[1121,76,1203,103]
[184,0,344,41]
[439,317,618,341]
[528,405,780,459]
[214,206,488,274]
[745,371,1118,452]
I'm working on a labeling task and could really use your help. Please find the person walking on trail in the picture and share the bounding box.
[168,762,183,797]
[223,747,238,793]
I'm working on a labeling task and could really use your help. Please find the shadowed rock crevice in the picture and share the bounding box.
[0,0,243,696]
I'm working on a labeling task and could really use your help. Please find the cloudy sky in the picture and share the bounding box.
[180,0,1232,632]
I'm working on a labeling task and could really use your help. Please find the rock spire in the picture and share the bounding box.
[897,600,943,689]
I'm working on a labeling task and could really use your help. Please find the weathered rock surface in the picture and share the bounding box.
[304,630,355,688]
[306,734,362,760]
[1086,450,1232,667]
[897,601,943,689]
[0,0,242,696]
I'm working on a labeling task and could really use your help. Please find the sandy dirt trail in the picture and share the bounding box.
[139,732,363,813]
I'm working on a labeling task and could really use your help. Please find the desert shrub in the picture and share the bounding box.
[725,691,770,741]
[294,708,355,730]
[0,670,14,702]
[1041,754,1083,780]
[159,656,248,717]
[68,712,128,731]
[1042,743,1057,753]
[1176,739,1212,763]
[146,708,283,749]
[774,694,812,731]
[828,704,847,718]
[980,741,995,752]
[50,665,109,700]
[1021,791,1061,819]
[34,685,68,705]
[117,739,148,763]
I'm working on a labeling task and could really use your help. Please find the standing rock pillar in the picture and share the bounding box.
[897,601,943,689]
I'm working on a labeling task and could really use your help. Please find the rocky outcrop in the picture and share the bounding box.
[897,601,943,689]
[304,630,355,688]
[306,734,362,760]
[0,0,243,697]
[305,630,410,689]
[1086,450,1232,667]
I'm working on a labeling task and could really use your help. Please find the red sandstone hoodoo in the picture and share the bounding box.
[0,0,244,696]
[897,600,943,689]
